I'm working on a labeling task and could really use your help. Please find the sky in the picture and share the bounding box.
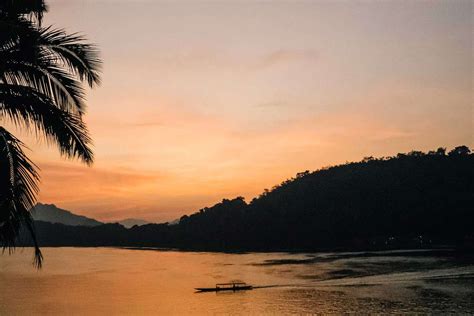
[12,0,472,222]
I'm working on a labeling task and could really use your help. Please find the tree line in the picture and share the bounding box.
[21,145,474,251]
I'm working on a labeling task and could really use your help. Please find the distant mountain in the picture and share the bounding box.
[31,204,153,229]
[31,203,103,227]
[115,218,149,228]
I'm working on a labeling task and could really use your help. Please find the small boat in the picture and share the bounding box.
[195,281,253,292]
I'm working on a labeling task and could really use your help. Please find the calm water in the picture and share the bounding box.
[1,248,473,314]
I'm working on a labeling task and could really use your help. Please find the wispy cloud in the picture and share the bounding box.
[37,163,164,200]
[254,49,319,69]
[120,48,320,72]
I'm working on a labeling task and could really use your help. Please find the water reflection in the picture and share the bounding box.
[0,248,473,314]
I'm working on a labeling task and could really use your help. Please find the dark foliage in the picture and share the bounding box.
[0,127,42,266]
[20,146,474,252]
[0,0,101,267]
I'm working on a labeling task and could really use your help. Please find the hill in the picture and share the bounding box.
[31,204,151,228]
[31,203,103,227]
[22,146,474,251]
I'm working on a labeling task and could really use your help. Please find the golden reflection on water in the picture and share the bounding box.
[1,248,473,314]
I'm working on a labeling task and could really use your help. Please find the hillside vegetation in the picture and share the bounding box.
[23,146,474,251]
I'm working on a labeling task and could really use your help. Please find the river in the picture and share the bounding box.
[1,248,473,314]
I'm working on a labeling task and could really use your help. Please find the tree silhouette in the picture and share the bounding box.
[448,145,471,156]
[21,146,474,253]
[0,0,101,267]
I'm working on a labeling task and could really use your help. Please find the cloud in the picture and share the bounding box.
[37,162,165,201]
[113,48,319,73]
[255,49,319,69]
[255,100,288,108]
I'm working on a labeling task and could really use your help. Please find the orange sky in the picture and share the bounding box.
[12,0,472,222]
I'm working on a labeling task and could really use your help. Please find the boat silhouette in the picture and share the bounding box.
[195,281,253,292]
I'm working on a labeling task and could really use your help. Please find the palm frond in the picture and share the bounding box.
[2,57,87,114]
[0,1,101,268]
[0,18,34,49]
[0,21,101,89]
[0,126,42,268]
[0,84,94,164]
[0,0,47,25]
[38,27,102,87]
[0,21,88,114]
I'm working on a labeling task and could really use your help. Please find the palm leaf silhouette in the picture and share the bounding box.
[0,1,47,24]
[0,84,93,164]
[0,127,42,267]
[38,27,101,87]
[0,0,101,267]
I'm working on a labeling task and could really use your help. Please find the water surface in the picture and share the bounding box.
[1,248,473,314]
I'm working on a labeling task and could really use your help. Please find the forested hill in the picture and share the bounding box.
[23,146,474,251]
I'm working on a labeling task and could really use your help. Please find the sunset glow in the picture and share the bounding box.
[15,0,471,222]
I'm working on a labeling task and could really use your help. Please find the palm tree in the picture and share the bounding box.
[0,0,101,267]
